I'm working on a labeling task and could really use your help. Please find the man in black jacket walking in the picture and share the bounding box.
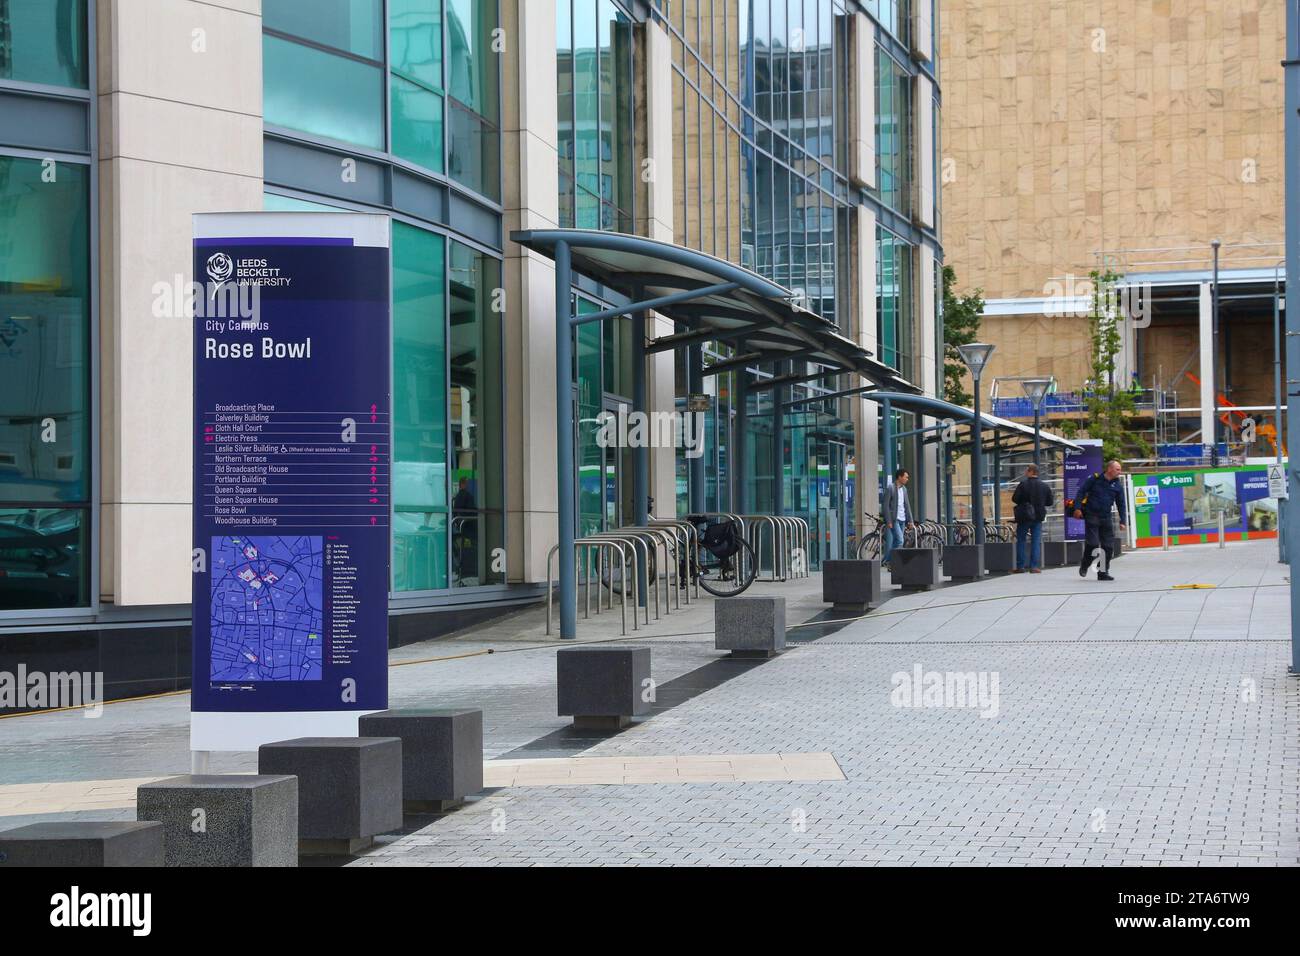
[1011,464,1053,572]
[1072,459,1128,581]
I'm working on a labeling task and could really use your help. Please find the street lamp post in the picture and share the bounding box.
[1022,377,1053,469]
[958,343,997,544]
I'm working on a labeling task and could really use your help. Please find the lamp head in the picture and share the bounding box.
[1021,377,1053,406]
[957,342,996,378]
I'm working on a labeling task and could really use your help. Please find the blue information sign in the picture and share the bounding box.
[190,213,390,751]
[1063,440,1104,541]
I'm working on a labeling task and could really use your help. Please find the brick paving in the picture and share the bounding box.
[2,540,1297,866]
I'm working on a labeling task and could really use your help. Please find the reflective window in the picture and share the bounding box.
[876,224,914,379]
[392,73,445,172]
[448,240,504,587]
[0,0,88,88]
[558,0,633,231]
[865,0,909,45]
[0,508,86,610]
[875,45,911,215]
[392,222,448,592]
[391,0,443,87]
[391,224,505,592]
[262,32,384,148]
[0,155,91,608]
[447,0,500,200]
[263,0,382,59]
[391,0,445,173]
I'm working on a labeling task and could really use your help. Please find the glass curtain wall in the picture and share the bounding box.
[558,0,636,231]
[448,241,504,586]
[876,224,914,381]
[446,0,501,199]
[874,43,912,217]
[0,157,92,609]
[262,3,506,595]
[664,1,853,557]
[864,0,909,46]
[263,0,387,149]
[391,223,505,592]
[0,0,88,86]
[0,2,92,611]
[264,0,500,200]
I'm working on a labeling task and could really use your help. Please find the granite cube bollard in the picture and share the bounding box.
[715,596,786,657]
[358,709,483,812]
[136,774,297,867]
[1042,541,1068,567]
[890,547,940,590]
[944,544,985,580]
[983,541,1016,572]
[0,822,163,867]
[258,737,402,856]
[1066,540,1085,564]
[822,560,881,610]
[556,646,652,730]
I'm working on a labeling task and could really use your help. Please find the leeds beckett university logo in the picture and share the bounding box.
[206,251,234,285]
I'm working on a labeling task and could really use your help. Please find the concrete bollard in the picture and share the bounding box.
[358,709,484,813]
[556,646,652,730]
[822,560,881,610]
[136,774,298,867]
[715,596,786,657]
[0,822,164,867]
[258,737,403,856]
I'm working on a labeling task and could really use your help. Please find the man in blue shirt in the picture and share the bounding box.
[1072,459,1128,581]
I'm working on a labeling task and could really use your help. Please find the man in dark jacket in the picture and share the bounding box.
[1011,464,1053,572]
[1073,459,1128,581]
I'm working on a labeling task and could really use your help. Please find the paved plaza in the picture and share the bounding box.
[2,540,1297,866]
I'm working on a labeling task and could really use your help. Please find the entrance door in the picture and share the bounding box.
[811,437,848,564]
[576,394,632,535]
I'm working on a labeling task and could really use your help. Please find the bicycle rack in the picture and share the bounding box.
[607,526,682,613]
[740,514,782,580]
[586,532,659,622]
[547,538,633,636]
[737,514,810,581]
[645,518,702,602]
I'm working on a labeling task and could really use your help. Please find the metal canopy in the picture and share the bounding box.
[511,228,920,393]
[789,386,1082,455]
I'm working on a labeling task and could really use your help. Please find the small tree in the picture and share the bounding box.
[1083,269,1152,461]
[942,265,983,408]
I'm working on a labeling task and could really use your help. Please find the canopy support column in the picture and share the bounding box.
[688,343,706,514]
[773,377,786,515]
[554,240,577,639]
[943,440,954,544]
[735,367,750,513]
[882,397,894,510]
[992,429,1001,526]
[633,307,649,606]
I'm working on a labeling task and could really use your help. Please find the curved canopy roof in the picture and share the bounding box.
[865,391,1083,454]
[511,228,921,394]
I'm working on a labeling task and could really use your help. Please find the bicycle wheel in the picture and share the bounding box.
[698,538,757,597]
[600,546,656,593]
[857,532,882,560]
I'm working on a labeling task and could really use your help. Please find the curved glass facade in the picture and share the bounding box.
[262,2,505,597]
[264,0,500,202]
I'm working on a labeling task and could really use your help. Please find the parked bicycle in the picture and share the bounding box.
[684,514,757,597]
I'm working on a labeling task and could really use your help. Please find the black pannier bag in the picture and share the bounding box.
[691,516,741,559]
